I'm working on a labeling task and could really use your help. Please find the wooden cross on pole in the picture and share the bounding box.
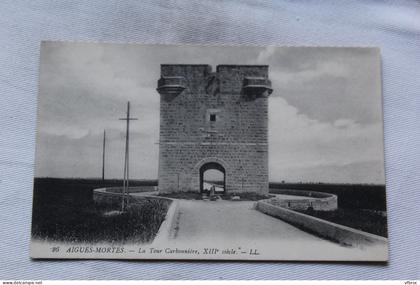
[119,101,138,212]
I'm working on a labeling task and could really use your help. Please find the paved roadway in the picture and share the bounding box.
[131,191,387,260]
[167,199,387,260]
[173,199,329,242]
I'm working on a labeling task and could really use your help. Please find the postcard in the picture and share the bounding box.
[31,42,387,261]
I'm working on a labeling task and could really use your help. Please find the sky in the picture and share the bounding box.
[35,42,385,184]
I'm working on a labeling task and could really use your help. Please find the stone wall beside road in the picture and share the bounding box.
[270,189,338,211]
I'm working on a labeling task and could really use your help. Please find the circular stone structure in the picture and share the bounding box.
[268,189,338,211]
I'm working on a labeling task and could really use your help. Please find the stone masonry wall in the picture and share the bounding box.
[157,64,270,194]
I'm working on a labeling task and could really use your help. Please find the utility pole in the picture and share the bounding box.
[177,173,180,192]
[119,101,138,212]
[102,129,106,181]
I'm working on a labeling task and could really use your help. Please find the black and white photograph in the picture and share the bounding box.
[30,42,388,261]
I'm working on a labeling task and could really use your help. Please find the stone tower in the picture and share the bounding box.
[156,64,272,194]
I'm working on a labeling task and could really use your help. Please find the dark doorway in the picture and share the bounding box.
[200,162,226,194]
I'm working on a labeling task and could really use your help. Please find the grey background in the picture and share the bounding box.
[0,0,419,280]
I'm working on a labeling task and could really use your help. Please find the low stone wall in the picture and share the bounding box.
[270,189,337,211]
[102,186,156,193]
[151,198,179,244]
[256,200,387,246]
[93,187,156,205]
[93,188,119,205]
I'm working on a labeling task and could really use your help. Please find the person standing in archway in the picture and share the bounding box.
[210,185,215,198]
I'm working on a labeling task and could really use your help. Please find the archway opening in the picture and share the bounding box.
[200,162,226,194]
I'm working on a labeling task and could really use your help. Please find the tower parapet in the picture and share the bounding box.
[157,76,187,95]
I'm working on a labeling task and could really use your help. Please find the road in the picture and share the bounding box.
[131,191,387,260]
[163,199,388,261]
[173,200,317,242]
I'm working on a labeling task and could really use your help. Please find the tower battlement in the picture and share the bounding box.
[157,64,272,97]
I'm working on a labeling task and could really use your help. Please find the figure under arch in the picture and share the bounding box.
[199,162,226,194]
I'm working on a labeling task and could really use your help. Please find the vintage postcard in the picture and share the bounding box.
[31,42,388,261]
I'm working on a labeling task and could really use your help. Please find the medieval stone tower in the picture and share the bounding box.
[156,64,272,194]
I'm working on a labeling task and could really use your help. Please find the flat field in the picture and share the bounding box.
[31,178,168,243]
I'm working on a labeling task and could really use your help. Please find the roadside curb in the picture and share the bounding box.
[151,198,179,245]
[256,200,388,247]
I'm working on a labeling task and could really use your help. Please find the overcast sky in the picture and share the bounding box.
[35,42,385,184]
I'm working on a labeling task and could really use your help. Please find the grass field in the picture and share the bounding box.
[31,178,169,243]
[297,208,387,237]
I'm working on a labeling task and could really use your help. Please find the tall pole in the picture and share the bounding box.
[119,101,137,212]
[126,102,130,194]
[102,130,106,181]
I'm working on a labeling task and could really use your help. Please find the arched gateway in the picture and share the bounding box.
[156,64,272,194]
[199,162,225,193]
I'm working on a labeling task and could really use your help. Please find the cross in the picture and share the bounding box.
[119,101,138,212]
